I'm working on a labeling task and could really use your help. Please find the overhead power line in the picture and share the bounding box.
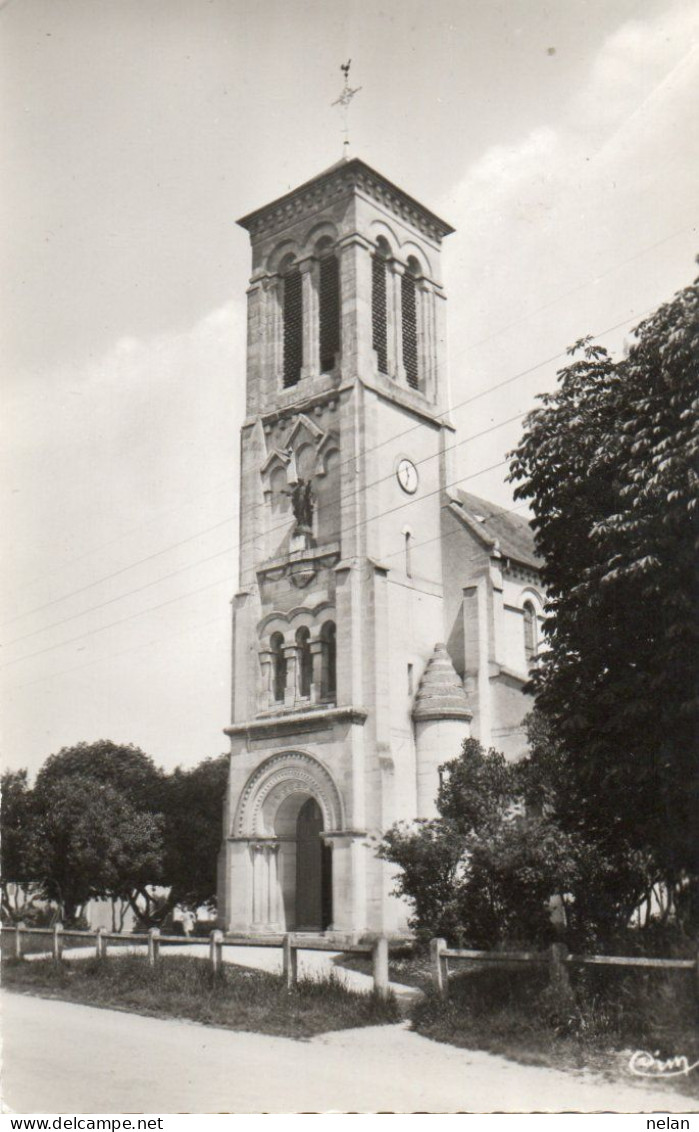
[5,497,534,695]
[3,305,647,629]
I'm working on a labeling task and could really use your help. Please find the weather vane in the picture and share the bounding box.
[332,60,362,157]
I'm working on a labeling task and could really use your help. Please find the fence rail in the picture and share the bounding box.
[1,923,390,998]
[430,937,699,998]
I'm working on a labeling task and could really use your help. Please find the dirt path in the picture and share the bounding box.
[3,991,694,1113]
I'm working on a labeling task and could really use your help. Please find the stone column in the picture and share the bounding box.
[388,260,406,383]
[337,233,373,379]
[267,843,281,929]
[245,276,264,415]
[434,287,448,409]
[325,833,367,935]
[251,843,267,929]
[309,634,324,702]
[258,648,273,711]
[299,258,319,380]
[263,274,283,394]
[418,279,435,399]
[283,644,298,707]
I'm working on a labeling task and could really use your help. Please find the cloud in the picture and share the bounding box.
[2,299,247,597]
[573,5,699,140]
[437,3,697,507]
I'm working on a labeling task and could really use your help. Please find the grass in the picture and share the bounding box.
[2,954,400,1039]
[411,963,699,1099]
[1,930,142,961]
[336,945,434,993]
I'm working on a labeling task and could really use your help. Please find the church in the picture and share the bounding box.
[217,157,544,938]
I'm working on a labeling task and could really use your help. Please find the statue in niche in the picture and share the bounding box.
[289,478,315,530]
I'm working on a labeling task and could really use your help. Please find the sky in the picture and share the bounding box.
[2,0,697,777]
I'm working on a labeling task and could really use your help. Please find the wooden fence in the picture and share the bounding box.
[1,923,391,998]
[429,937,699,998]
[6,923,695,1003]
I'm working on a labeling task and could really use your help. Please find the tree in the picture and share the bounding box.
[379,739,578,948]
[0,769,43,921]
[30,741,166,924]
[3,742,230,928]
[508,274,699,915]
[34,740,165,811]
[32,775,164,923]
[161,755,230,912]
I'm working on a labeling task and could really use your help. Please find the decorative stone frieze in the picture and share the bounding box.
[237,158,454,245]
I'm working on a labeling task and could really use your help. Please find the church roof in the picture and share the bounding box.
[237,157,455,242]
[450,490,542,571]
[412,643,472,722]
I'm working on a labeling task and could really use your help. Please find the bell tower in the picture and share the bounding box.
[218,158,470,937]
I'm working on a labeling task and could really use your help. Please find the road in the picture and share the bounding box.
[2,991,695,1113]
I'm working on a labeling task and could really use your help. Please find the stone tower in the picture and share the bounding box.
[218,157,473,937]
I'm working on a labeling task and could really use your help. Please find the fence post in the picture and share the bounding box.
[549,941,572,999]
[95,928,105,960]
[430,937,447,997]
[147,927,160,967]
[14,921,25,960]
[53,922,64,963]
[209,929,223,976]
[372,936,389,999]
[282,933,297,990]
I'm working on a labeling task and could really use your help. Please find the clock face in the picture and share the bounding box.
[397,457,418,494]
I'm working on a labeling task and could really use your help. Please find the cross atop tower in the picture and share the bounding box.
[331,60,362,157]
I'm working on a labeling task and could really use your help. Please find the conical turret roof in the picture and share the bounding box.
[412,643,472,722]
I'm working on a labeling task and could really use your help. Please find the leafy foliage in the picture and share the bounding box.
[2,741,231,926]
[380,731,680,950]
[508,273,699,915]
[380,739,577,948]
[1,770,43,920]
[33,776,164,922]
[161,755,229,911]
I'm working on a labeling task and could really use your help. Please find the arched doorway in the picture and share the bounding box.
[295,797,332,931]
[234,752,343,933]
[272,792,333,931]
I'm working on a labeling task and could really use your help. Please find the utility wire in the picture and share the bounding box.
[5,498,534,694]
[9,219,692,608]
[2,410,526,650]
[1,453,512,671]
[3,305,646,628]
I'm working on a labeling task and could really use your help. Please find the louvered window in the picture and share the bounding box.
[401,272,419,389]
[372,255,388,375]
[283,270,303,387]
[319,255,340,373]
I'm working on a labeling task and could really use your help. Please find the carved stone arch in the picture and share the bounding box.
[368,219,400,256]
[258,609,291,635]
[266,239,301,274]
[519,585,544,612]
[234,750,344,836]
[315,432,340,476]
[302,219,339,258]
[283,412,325,450]
[398,240,432,279]
[287,600,334,628]
[260,448,291,477]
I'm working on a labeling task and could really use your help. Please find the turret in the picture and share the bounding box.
[412,642,472,817]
